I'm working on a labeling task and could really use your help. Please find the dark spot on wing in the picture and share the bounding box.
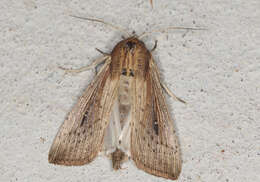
[80,111,89,126]
[152,98,159,135]
[153,119,159,135]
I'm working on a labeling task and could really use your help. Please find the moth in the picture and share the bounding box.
[49,17,200,180]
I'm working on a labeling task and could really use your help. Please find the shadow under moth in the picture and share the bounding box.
[49,17,201,180]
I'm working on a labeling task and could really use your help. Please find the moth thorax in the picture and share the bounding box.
[118,76,132,105]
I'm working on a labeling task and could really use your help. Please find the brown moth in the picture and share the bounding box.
[48,17,201,180]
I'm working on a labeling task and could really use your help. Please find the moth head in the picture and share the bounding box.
[126,40,136,50]
[124,37,145,50]
[111,37,150,58]
[110,37,151,78]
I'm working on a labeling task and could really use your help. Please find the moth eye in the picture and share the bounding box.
[126,41,135,49]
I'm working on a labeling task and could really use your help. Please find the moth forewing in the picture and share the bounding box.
[130,56,181,180]
[48,57,120,165]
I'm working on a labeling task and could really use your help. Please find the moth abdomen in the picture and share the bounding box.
[112,148,127,170]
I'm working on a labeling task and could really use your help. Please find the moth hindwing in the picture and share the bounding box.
[49,37,182,180]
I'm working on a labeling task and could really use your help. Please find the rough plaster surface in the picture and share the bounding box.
[0,0,259,181]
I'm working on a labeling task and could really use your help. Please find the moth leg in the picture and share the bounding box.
[161,83,186,104]
[150,0,153,8]
[59,55,109,74]
[150,40,158,52]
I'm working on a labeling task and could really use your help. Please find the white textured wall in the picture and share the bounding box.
[0,0,259,181]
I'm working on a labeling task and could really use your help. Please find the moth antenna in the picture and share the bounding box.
[95,48,110,56]
[138,26,206,39]
[70,15,131,37]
